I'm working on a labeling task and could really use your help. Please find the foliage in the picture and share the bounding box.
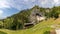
[0,21,3,28]
[0,6,60,30]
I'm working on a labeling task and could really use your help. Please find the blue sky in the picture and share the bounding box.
[0,0,60,19]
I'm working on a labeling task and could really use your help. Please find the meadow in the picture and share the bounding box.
[0,18,60,34]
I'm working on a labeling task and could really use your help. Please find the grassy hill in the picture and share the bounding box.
[0,5,60,30]
[0,18,60,34]
[0,6,60,34]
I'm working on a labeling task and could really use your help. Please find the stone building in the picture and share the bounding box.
[29,7,46,24]
[24,6,46,28]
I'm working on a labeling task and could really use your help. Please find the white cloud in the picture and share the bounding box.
[0,0,11,8]
[6,0,36,10]
[38,0,48,5]
[0,10,3,15]
[24,0,29,2]
[23,0,36,2]
[30,0,36,2]
[53,0,59,3]
[41,0,47,5]
[0,10,7,19]
[53,0,59,4]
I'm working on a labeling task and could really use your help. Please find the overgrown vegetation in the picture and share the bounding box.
[0,5,60,30]
[0,18,58,34]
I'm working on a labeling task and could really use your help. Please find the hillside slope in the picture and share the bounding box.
[0,6,60,34]
[0,18,59,34]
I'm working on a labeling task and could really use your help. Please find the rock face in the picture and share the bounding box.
[55,29,60,34]
[29,6,46,24]
[24,6,46,28]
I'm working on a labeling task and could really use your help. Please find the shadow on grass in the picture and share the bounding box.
[0,31,7,34]
[44,31,50,34]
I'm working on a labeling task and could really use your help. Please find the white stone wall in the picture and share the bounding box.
[55,29,60,34]
[36,16,46,22]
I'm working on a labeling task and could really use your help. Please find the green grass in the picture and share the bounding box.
[0,31,7,34]
[0,18,60,34]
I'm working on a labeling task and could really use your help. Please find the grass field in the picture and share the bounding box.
[0,18,60,34]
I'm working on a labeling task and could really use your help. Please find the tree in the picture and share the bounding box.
[50,7,59,18]
[3,18,13,29]
[0,21,3,28]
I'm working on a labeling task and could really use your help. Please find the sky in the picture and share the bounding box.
[0,0,60,19]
